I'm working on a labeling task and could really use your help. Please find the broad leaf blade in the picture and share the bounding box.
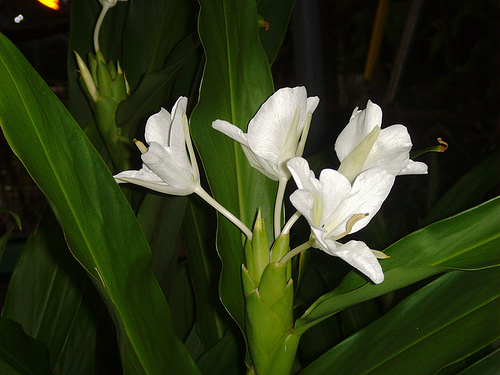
[0,33,199,375]
[190,0,278,329]
[457,347,500,375]
[423,150,500,225]
[184,198,228,347]
[296,195,500,334]
[2,209,101,374]
[0,317,51,375]
[257,0,296,65]
[299,268,500,375]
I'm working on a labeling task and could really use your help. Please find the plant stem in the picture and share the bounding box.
[94,4,111,52]
[281,211,301,235]
[195,186,253,240]
[274,176,288,239]
[278,241,311,265]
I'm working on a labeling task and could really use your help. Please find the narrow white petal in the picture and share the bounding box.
[331,168,394,235]
[168,97,189,161]
[306,96,320,117]
[247,87,307,164]
[333,240,384,284]
[335,100,383,162]
[363,124,412,175]
[212,120,250,146]
[114,175,194,196]
[144,107,172,147]
[289,190,316,226]
[142,142,195,190]
[114,168,163,184]
[287,157,316,190]
[399,160,428,175]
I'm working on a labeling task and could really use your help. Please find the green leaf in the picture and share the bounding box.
[0,317,51,375]
[190,0,278,329]
[457,347,500,375]
[295,195,500,334]
[121,0,199,90]
[299,268,500,375]
[423,150,500,225]
[257,0,296,65]
[137,194,188,294]
[196,333,243,375]
[0,33,199,375]
[2,209,102,374]
[115,32,201,136]
[184,197,229,347]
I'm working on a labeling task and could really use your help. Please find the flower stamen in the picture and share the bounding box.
[134,138,148,154]
[328,213,368,241]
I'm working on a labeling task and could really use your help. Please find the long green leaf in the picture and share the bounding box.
[190,0,278,329]
[457,347,500,375]
[121,0,198,90]
[299,268,500,375]
[295,195,500,334]
[2,209,102,374]
[0,317,51,375]
[423,150,500,225]
[257,0,296,64]
[0,33,199,375]
[184,197,228,347]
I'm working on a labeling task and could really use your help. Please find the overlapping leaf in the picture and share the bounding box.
[0,33,199,375]
[296,195,500,334]
[190,0,278,329]
[299,268,500,374]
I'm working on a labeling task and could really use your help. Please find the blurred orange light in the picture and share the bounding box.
[38,0,60,10]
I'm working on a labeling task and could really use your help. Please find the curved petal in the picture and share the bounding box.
[316,168,352,230]
[331,168,394,235]
[289,190,316,226]
[114,175,194,196]
[247,87,308,164]
[145,107,172,147]
[241,145,279,180]
[142,142,196,190]
[287,157,316,190]
[399,159,428,175]
[168,97,189,160]
[335,100,382,161]
[306,96,320,117]
[332,239,384,284]
[363,124,413,175]
[212,119,250,146]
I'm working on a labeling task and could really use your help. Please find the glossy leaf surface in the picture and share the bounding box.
[0,33,199,375]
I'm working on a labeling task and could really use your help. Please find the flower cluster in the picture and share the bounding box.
[114,88,427,284]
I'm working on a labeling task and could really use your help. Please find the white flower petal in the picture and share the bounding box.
[144,107,172,147]
[212,87,319,180]
[335,100,382,161]
[289,190,316,226]
[332,168,394,235]
[287,157,316,190]
[168,97,189,163]
[247,87,307,165]
[212,119,250,146]
[332,240,384,284]
[142,142,195,190]
[399,159,428,175]
[335,100,428,182]
[114,97,199,197]
[363,125,413,175]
